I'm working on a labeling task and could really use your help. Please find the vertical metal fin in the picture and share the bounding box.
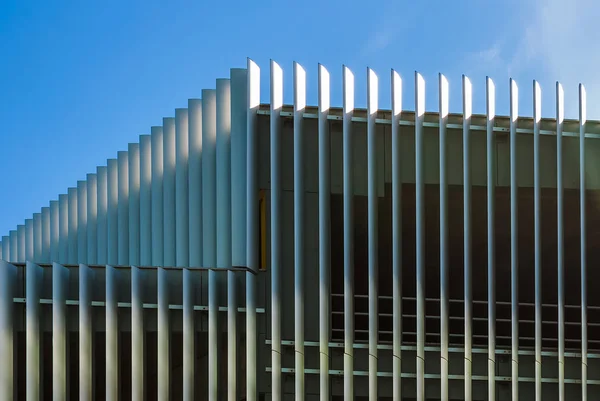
[87,174,98,265]
[26,261,42,401]
[107,159,118,266]
[139,135,152,267]
[163,117,176,267]
[10,230,17,265]
[392,69,403,401]
[319,63,332,401]
[42,206,51,263]
[1,236,9,262]
[79,263,93,401]
[439,73,449,401]
[158,266,170,400]
[270,59,283,401]
[533,80,542,401]
[246,58,260,401]
[217,77,234,401]
[97,166,108,265]
[463,75,473,401]
[186,97,202,400]
[131,265,144,401]
[151,126,164,267]
[175,108,189,268]
[293,61,306,401]
[53,262,69,400]
[68,187,78,264]
[203,87,218,401]
[580,83,588,401]
[343,65,355,401]
[556,82,565,401]
[33,213,41,262]
[367,67,379,401]
[415,71,426,401]
[25,219,33,262]
[510,78,519,401]
[0,261,16,400]
[487,76,496,401]
[105,264,118,401]
[78,180,88,264]
[129,143,141,267]
[59,194,68,264]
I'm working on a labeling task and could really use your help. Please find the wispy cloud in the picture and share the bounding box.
[485,0,600,117]
[358,1,413,58]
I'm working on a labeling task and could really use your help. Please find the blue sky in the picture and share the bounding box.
[0,0,597,236]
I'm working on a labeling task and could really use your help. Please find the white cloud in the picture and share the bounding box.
[508,0,600,117]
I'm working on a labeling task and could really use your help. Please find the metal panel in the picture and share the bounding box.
[510,79,519,400]
[367,67,378,401]
[163,118,176,267]
[415,72,426,401]
[293,61,306,401]
[203,87,218,401]
[79,264,92,401]
[68,187,78,264]
[118,151,129,266]
[176,108,189,268]
[78,181,88,264]
[53,262,69,401]
[246,58,260,401]
[131,265,144,401]
[270,60,283,401]
[87,174,97,265]
[439,73,449,401]
[97,166,108,265]
[580,84,588,401]
[0,261,16,400]
[139,134,152,267]
[486,77,496,401]
[151,126,164,267]
[107,159,119,266]
[105,264,118,401]
[129,143,140,267]
[26,262,42,401]
[343,65,355,401]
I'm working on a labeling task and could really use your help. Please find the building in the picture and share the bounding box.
[0,59,599,400]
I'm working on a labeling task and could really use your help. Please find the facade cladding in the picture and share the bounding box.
[1,59,600,400]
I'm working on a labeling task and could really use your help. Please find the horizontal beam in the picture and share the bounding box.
[264,339,600,359]
[264,367,600,385]
[7,262,257,273]
[11,298,265,313]
[257,110,600,139]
